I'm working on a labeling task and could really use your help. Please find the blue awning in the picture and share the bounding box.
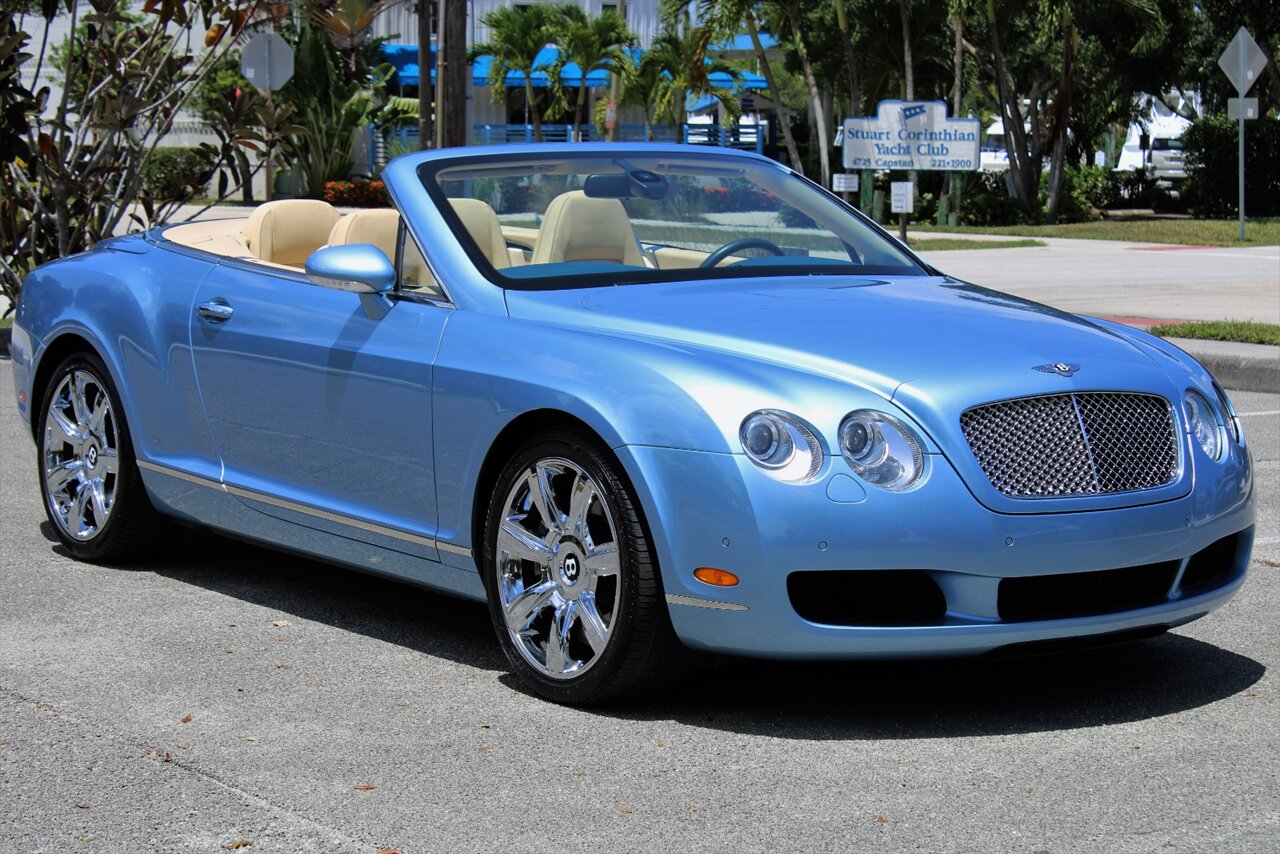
[382,43,768,90]
[709,33,778,52]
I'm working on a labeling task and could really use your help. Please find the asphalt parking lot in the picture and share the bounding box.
[1,365,1277,852]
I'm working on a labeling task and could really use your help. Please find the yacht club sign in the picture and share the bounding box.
[842,101,981,171]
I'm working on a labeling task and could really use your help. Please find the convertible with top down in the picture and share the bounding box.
[9,144,1254,703]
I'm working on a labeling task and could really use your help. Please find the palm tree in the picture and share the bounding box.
[609,47,671,141]
[310,0,393,81]
[468,5,560,142]
[648,19,742,137]
[669,0,802,174]
[549,7,635,142]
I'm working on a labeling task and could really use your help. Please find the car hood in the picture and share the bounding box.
[505,275,1167,401]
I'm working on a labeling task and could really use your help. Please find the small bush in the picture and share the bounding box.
[324,180,391,207]
[1182,115,1280,218]
[960,171,1026,226]
[143,147,213,203]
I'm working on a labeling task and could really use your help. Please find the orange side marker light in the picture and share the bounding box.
[693,567,739,587]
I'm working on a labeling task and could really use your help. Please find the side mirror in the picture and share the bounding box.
[305,243,395,294]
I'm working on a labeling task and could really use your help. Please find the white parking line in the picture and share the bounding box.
[1239,411,1280,418]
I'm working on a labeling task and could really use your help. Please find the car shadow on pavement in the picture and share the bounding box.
[80,524,508,674]
[594,635,1266,739]
[58,524,1264,735]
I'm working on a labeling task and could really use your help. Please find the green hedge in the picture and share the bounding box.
[1183,115,1280,218]
[143,147,213,203]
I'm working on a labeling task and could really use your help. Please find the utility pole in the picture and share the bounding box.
[434,0,446,150]
[417,0,433,149]
[442,0,467,148]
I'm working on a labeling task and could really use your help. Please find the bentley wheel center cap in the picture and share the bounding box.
[562,553,581,584]
[86,445,98,468]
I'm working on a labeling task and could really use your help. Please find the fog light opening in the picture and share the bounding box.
[694,567,739,587]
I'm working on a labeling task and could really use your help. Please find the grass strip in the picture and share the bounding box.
[909,218,1280,246]
[1148,320,1280,346]
[910,238,1045,251]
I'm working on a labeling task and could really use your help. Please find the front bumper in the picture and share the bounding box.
[618,444,1254,659]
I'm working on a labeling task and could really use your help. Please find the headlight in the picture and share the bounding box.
[739,410,824,482]
[838,410,925,490]
[1184,390,1223,461]
[1213,381,1243,446]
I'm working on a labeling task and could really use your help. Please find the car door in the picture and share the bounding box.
[188,257,449,561]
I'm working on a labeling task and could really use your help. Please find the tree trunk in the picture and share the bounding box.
[788,11,830,186]
[1044,20,1073,225]
[746,12,802,173]
[526,79,543,142]
[899,0,914,100]
[833,0,860,115]
[574,84,586,141]
[985,0,1035,215]
[441,0,467,148]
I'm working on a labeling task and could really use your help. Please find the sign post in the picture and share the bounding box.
[1216,27,1267,242]
[241,33,294,202]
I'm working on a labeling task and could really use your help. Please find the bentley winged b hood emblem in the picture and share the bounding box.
[1034,362,1080,377]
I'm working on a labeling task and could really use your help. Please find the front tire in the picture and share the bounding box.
[482,430,680,704]
[37,352,158,561]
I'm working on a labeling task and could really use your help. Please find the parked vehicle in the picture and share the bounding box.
[9,144,1254,704]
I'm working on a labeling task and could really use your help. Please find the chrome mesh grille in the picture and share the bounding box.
[960,392,1178,498]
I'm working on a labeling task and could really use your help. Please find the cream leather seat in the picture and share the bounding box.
[449,198,510,269]
[327,209,437,295]
[530,190,644,266]
[327,209,399,260]
[242,199,341,267]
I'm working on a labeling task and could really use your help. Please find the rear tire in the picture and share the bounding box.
[482,429,682,704]
[36,352,160,562]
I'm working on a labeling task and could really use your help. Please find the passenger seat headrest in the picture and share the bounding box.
[327,209,401,261]
[448,198,510,269]
[530,190,644,266]
[242,200,341,267]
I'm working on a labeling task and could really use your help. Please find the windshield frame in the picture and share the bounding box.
[416,150,932,291]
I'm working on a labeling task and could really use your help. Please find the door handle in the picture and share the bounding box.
[197,301,234,323]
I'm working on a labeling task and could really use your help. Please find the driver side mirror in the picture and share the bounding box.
[305,243,395,294]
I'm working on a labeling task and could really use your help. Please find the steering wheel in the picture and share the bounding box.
[699,237,786,268]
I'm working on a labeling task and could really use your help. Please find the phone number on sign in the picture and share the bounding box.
[843,157,977,171]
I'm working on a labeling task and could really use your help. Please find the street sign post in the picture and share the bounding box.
[1217,27,1267,241]
[241,33,294,202]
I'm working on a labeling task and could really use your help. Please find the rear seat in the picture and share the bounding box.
[242,199,340,268]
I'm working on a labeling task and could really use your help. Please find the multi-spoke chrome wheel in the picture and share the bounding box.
[496,458,621,679]
[484,431,682,704]
[37,353,158,561]
[43,368,120,541]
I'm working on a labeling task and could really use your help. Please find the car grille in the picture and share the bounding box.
[960,392,1178,498]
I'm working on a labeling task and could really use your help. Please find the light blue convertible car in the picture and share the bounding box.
[10,145,1254,703]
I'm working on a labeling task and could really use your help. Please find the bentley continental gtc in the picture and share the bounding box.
[9,144,1254,703]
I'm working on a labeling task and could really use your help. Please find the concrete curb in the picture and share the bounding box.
[1167,337,1280,395]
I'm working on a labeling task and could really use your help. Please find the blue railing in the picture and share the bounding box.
[374,122,766,171]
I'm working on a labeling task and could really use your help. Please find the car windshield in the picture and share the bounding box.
[418,151,927,290]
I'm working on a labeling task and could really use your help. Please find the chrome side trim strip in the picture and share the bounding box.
[666,593,749,612]
[137,459,473,559]
[137,459,222,489]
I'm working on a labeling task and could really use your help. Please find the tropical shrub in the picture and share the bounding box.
[324,180,391,207]
[1182,115,1280,218]
[143,148,214,203]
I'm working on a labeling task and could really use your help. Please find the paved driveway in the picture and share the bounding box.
[919,239,1280,324]
[1,364,1277,852]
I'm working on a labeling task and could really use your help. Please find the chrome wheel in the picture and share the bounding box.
[495,457,621,680]
[42,368,120,542]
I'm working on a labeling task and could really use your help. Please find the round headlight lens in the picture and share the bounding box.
[1185,390,1223,461]
[739,410,823,483]
[838,410,925,490]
